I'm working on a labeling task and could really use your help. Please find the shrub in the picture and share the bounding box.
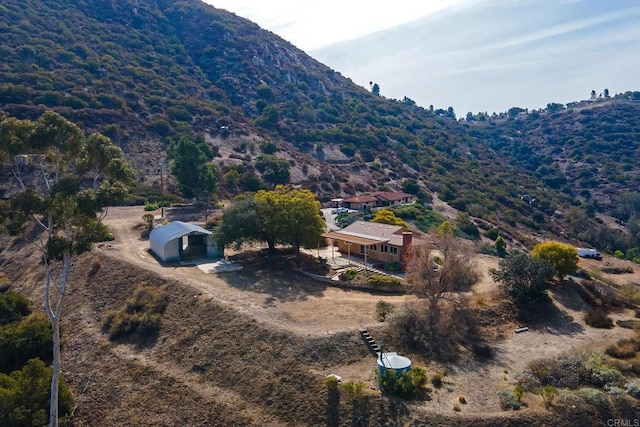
[626,383,640,398]
[340,268,358,281]
[483,228,499,241]
[141,213,155,238]
[384,262,400,272]
[458,395,467,404]
[341,381,366,402]
[497,389,523,410]
[378,366,428,399]
[452,403,461,411]
[324,375,340,391]
[376,300,395,321]
[368,275,401,289]
[431,372,444,388]
[103,283,168,340]
[0,291,31,325]
[0,358,73,426]
[540,385,558,409]
[472,343,495,360]
[0,313,53,373]
[144,201,159,211]
[584,309,614,329]
[605,338,639,359]
[522,350,626,392]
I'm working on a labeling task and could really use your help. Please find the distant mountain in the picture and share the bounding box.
[1,0,640,247]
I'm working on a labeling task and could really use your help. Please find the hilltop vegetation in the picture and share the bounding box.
[1,1,640,250]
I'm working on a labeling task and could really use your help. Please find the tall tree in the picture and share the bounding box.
[167,137,217,216]
[532,241,578,280]
[254,186,324,254]
[217,186,324,254]
[404,231,478,354]
[0,111,134,427]
[490,252,555,303]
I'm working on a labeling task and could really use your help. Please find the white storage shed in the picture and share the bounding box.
[149,221,222,263]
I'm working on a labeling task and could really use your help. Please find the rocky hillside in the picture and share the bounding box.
[1,0,640,243]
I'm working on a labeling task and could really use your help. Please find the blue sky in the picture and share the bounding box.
[208,1,640,115]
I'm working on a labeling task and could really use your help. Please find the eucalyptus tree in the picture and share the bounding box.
[0,111,134,427]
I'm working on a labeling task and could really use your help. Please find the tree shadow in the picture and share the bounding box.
[325,386,340,427]
[516,294,584,335]
[221,265,328,303]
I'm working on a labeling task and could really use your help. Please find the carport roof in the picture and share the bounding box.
[150,221,212,244]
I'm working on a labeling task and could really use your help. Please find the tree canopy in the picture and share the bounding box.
[532,241,579,280]
[216,186,324,254]
[371,208,408,227]
[490,252,556,303]
[0,110,134,426]
[167,137,217,201]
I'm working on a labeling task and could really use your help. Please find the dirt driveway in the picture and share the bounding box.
[101,206,408,336]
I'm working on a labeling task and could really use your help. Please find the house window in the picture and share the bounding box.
[360,245,365,254]
[390,246,398,256]
[369,244,377,251]
[381,245,389,253]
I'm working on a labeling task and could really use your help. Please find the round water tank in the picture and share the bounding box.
[377,352,412,377]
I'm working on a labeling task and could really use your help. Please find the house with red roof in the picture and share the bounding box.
[342,191,415,210]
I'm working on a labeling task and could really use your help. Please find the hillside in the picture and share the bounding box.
[1,0,640,247]
[2,207,640,425]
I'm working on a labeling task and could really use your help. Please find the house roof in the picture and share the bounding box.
[343,195,378,203]
[370,191,415,202]
[326,221,411,247]
[322,231,383,246]
[149,221,211,245]
[343,191,414,204]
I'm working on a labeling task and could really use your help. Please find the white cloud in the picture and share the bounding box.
[206,0,473,51]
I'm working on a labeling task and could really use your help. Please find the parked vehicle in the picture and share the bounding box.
[577,247,602,260]
[332,207,349,214]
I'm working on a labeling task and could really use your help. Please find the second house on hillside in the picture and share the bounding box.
[342,191,415,211]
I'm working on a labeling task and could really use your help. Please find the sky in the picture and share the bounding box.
[207,0,640,115]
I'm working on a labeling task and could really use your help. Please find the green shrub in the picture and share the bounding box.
[0,291,31,325]
[376,300,395,321]
[324,375,340,391]
[483,228,499,241]
[341,268,357,281]
[626,383,640,398]
[368,275,401,289]
[584,309,614,329]
[539,385,558,409]
[497,389,523,410]
[378,366,428,399]
[144,201,159,211]
[341,381,365,402]
[384,262,400,272]
[0,313,53,373]
[103,283,168,340]
[521,350,625,392]
[431,372,444,388]
[0,358,73,426]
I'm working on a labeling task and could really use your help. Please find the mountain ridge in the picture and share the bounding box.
[1,0,639,250]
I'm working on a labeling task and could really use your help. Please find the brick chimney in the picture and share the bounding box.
[400,232,413,271]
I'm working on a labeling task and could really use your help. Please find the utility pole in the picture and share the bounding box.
[159,162,164,218]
